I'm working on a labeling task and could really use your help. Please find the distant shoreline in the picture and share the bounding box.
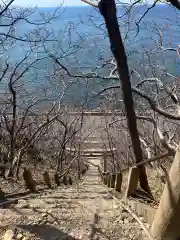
[12,3,169,9]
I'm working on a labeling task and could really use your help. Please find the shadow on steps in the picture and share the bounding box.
[16,224,81,240]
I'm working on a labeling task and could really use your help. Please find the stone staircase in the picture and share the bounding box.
[67,130,116,158]
[0,160,147,240]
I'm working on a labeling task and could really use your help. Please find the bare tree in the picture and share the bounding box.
[81,0,155,195]
[0,1,89,180]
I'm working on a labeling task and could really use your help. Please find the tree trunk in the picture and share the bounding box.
[6,152,17,178]
[15,149,24,179]
[151,142,180,240]
[0,153,7,178]
[7,78,17,178]
[57,128,67,172]
[98,0,151,195]
[6,149,24,179]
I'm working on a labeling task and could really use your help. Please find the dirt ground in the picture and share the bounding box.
[0,159,151,240]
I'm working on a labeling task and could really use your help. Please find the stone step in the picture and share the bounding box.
[0,209,44,226]
[80,141,108,149]
[75,134,107,141]
[0,208,75,227]
[66,147,116,154]
[15,197,79,208]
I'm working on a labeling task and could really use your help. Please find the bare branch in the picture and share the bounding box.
[0,32,55,43]
[119,0,142,19]
[48,53,118,80]
[97,85,180,121]
[136,0,159,26]
[133,87,180,121]
[81,0,98,7]
[134,0,159,38]
[0,62,9,82]
[140,137,152,159]
[0,0,14,17]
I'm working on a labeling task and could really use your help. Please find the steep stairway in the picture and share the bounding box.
[0,159,147,240]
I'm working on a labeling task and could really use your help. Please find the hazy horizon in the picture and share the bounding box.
[12,3,167,8]
[13,0,86,7]
[13,0,158,7]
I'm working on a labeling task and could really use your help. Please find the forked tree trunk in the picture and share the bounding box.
[151,142,180,240]
[6,149,24,179]
[98,0,151,195]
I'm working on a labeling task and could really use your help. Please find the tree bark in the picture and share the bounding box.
[57,126,67,172]
[15,149,24,179]
[7,79,17,178]
[151,142,180,240]
[98,0,151,195]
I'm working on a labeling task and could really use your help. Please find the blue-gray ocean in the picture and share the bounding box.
[0,5,179,109]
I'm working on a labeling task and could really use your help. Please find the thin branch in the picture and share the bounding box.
[12,56,48,85]
[49,53,118,80]
[96,85,120,95]
[81,0,98,7]
[97,85,180,121]
[134,151,172,168]
[119,0,142,19]
[59,155,79,178]
[134,74,179,104]
[0,13,61,27]
[21,112,60,152]
[137,0,159,25]
[0,63,9,83]
[133,87,180,120]
[140,137,152,159]
[0,0,14,18]
[136,115,176,152]
[134,0,159,38]
[135,78,159,88]
[15,100,48,136]
[0,32,55,43]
